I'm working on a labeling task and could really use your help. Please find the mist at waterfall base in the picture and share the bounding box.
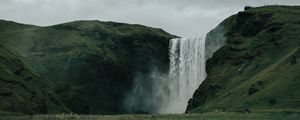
[124,28,226,114]
[123,37,205,114]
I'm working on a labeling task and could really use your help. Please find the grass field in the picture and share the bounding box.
[1,112,299,120]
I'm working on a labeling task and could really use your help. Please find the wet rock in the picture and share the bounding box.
[185,98,194,113]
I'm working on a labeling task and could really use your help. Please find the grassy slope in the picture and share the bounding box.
[0,20,176,114]
[0,45,68,115]
[187,5,300,113]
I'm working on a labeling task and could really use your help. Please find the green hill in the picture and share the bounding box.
[187,5,300,113]
[0,45,68,115]
[0,20,176,114]
[1,5,300,116]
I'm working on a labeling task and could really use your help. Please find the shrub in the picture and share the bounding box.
[268,98,277,105]
[290,55,297,64]
[244,6,253,11]
[257,81,263,86]
[248,85,258,95]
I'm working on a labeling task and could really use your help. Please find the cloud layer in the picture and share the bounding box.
[1,0,299,37]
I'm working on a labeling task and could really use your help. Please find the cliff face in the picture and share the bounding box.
[187,6,300,113]
[0,20,176,114]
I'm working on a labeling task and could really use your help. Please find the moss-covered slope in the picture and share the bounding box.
[0,45,68,115]
[0,20,176,114]
[187,5,300,113]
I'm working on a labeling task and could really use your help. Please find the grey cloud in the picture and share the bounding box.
[0,0,299,37]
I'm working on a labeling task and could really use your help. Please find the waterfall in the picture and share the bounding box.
[159,37,206,113]
[124,37,207,114]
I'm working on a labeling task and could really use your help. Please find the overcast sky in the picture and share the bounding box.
[0,0,300,37]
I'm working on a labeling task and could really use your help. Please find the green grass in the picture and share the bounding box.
[1,112,300,120]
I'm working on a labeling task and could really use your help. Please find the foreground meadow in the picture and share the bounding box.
[1,112,299,120]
